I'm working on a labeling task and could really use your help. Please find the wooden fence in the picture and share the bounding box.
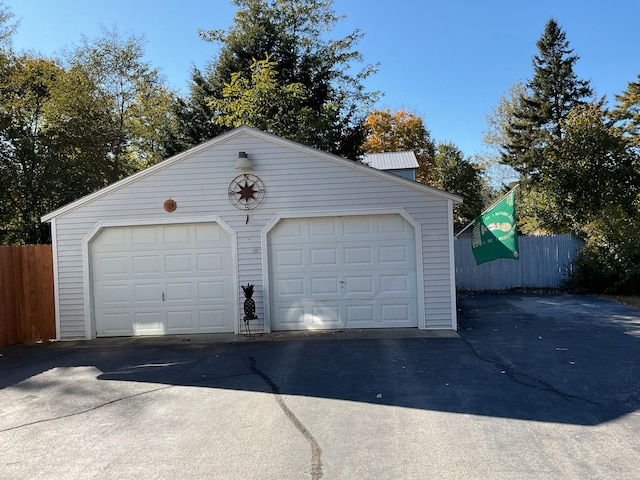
[455,234,584,291]
[0,245,56,348]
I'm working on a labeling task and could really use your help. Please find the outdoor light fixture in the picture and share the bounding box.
[235,151,252,170]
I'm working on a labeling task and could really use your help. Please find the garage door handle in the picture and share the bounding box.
[162,292,165,302]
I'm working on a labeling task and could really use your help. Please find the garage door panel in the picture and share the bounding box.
[164,254,191,273]
[199,307,231,328]
[379,215,412,234]
[99,312,133,335]
[95,255,129,277]
[310,276,340,295]
[133,283,162,303]
[163,225,190,245]
[344,276,373,294]
[309,247,338,266]
[311,305,341,327]
[272,302,343,329]
[309,218,337,237]
[270,214,418,331]
[198,280,227,301]
[274,248,304,267]
[273,277,305,297]
[346,304,374,323]
[131,227,158,246]
[195,223,228,244]
[134,311,163,334]
[272,219,304,239]
[344,246,372,265]
[133,255,161,275]
[381,303,413,324]
[342,216,372,237]
[166,310,194,332]
[94,284,130,306]
[92,223,235,337]
[273,304,306,329]
[93,229,127,250]
[380,274,410,293]
[379,245,411,263]
[196,252,225,272]
[345,300,415,327]
[165,282,192,302]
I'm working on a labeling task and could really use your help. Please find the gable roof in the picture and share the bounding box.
[42,126,462,222]
[363,151,419,171]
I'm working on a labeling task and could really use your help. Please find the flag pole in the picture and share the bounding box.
[454,184,519,238]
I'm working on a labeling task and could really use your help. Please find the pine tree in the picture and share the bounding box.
[502,19,593,179]
[180,0,377,159]
[612,74,640,147]
[163,67,225,157]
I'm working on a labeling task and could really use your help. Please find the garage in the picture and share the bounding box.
[43,126,461,340]
[91,222,235,336]
[268,214,418,330]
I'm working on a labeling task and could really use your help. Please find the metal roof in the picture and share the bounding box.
[363,151,419,171]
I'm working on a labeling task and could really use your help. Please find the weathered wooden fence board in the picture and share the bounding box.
[455,235,584,291]
[0,245,55,348]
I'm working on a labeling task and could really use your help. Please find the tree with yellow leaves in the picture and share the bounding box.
[362,108,436,184]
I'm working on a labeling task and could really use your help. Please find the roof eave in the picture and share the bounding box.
[41,127,249,223]
[42,126,463,223]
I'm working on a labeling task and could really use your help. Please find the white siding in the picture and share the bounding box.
[49,129,458,339]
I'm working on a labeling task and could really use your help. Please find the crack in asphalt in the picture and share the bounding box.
[0,370,254,434]
[249,356,323,480]
[0,385,174,433]
[458,334,603,408]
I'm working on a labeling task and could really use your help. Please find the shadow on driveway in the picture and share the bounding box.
[2,294,639,427]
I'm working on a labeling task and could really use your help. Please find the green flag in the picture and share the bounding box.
[472,189,519,265]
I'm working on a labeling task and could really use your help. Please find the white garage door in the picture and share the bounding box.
[269,214,418,330]
[91,223,235,336]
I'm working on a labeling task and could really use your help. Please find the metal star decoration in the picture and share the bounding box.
[236,179,258,202]
[228,174,265,210]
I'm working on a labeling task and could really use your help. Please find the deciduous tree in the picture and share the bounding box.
[0,55,67,243]
[548,102,638,227]
[0,1,16,48]
[0,21,179,243]
[209,55,314,142]
[66,29,176,179]
[432,142,485,229]
[362,109,436,184]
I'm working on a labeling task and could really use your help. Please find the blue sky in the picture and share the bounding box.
[4,0,640,159]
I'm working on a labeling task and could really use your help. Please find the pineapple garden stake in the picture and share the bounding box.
[241,283,258,336]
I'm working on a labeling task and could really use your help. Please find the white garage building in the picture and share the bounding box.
[42,126,462,340]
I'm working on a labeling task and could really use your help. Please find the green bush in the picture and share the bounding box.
[567,208,640,294]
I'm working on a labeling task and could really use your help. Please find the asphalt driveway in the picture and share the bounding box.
[1,293,639,479]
